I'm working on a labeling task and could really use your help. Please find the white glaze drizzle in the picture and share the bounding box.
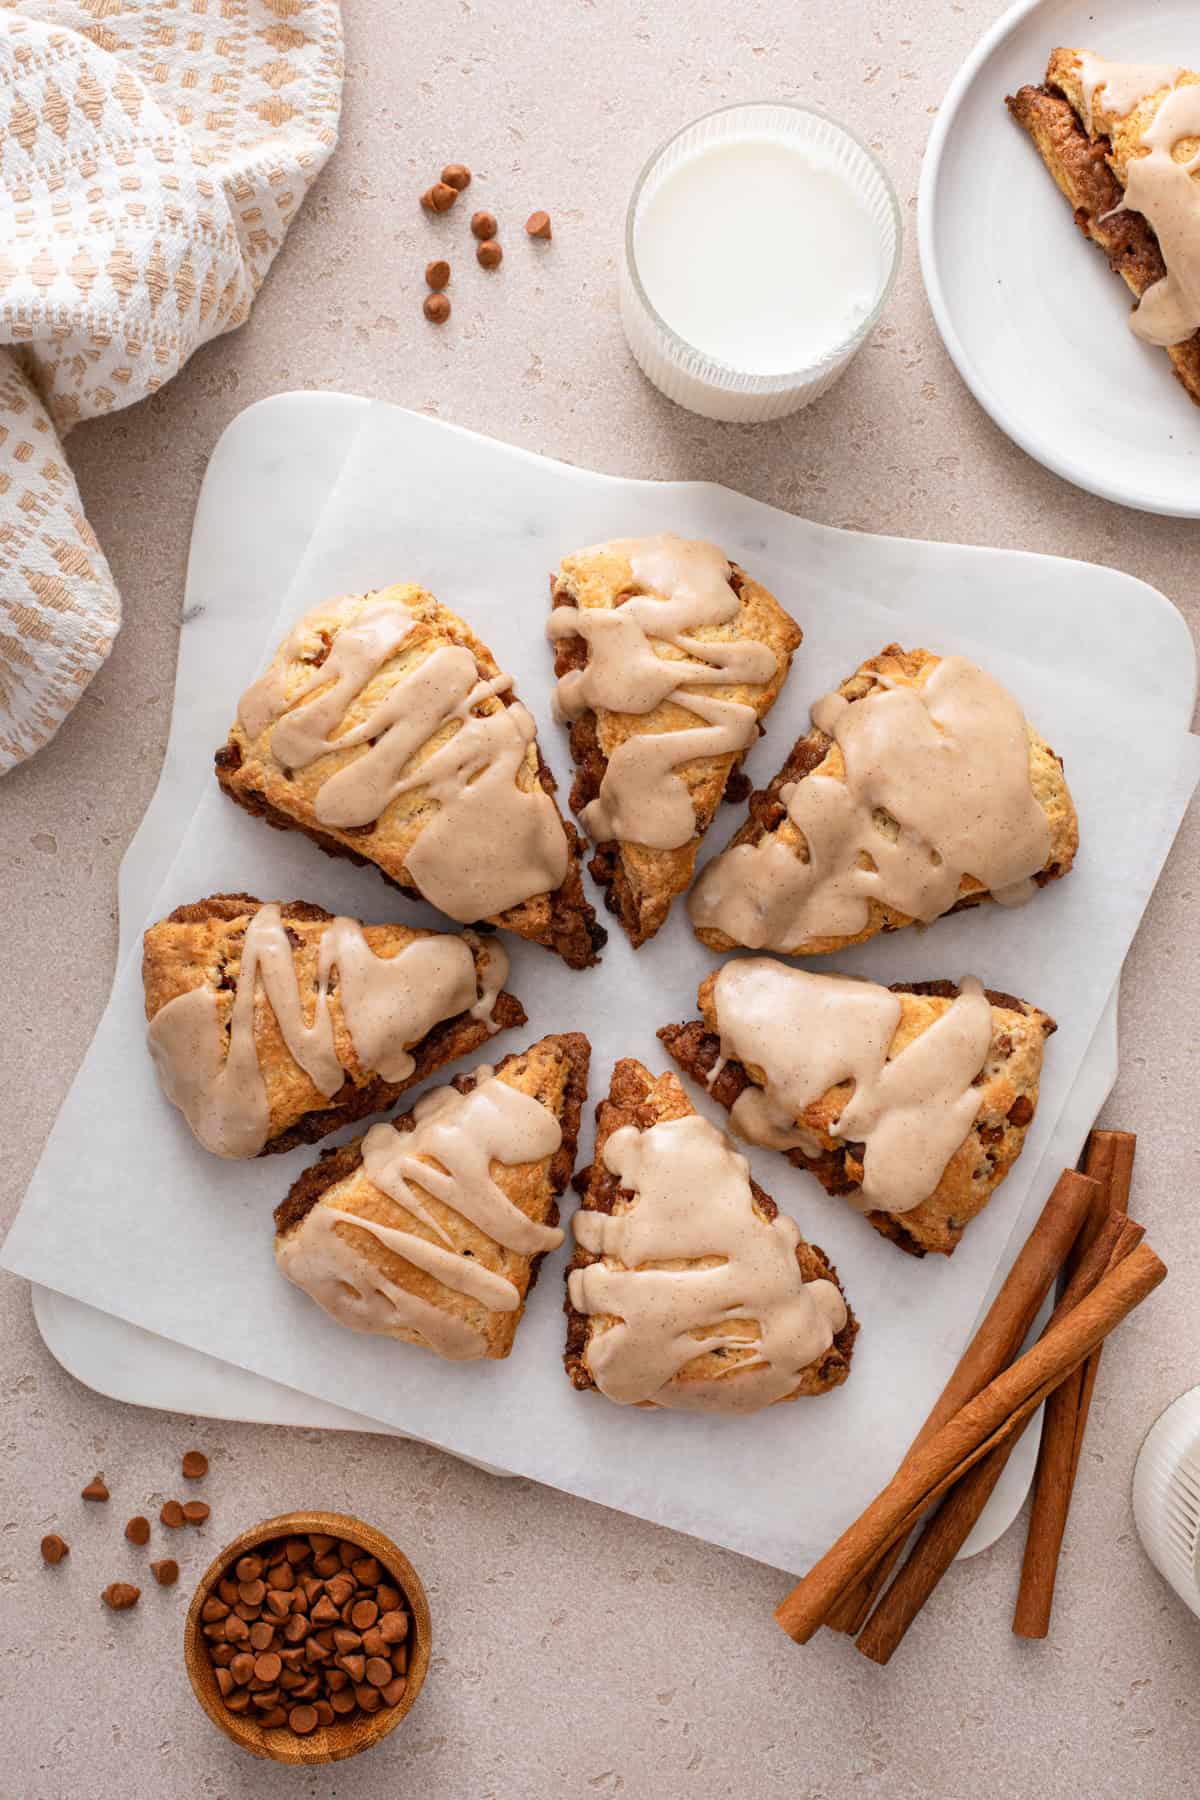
[1075,53,1181,136]
[148,905,505,1157]
[238,595,569,921]
[276,1068,564,1360]
[569,1112,845,1412]
[710,959,994,1215]
[688,655,1050,952]
[547,534,778,851]
[1122,82,1200,348]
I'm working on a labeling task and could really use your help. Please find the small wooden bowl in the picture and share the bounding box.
[184,1510,431,1766]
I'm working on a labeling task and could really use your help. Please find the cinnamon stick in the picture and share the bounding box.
[1070,1134,1135,1488]
[774,1242,1166,1645]
[855,1212,1144,1663]
[1082,1128,1137,1215]
[1013,1133,1138,1639]
[825,1168,1098,1634]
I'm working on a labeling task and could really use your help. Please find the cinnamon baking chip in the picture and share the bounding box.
[422,181,457,213]
[40,1533,69,1565]
[160,1499,185,1528]
[124,1515,150,1546]
[441,163,471,191]
[181,1450,208,1480]
[102,1582,140,1611]
[151,1558,179,1586]
[525,210,552,240]
[183,1501,210,1525]
[81,1475,109,1503]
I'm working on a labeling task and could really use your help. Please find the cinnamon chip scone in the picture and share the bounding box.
[143,894,524,1158]
[564,1059,857,1411]
[659,958,1056,1258]
[1007,53,1200,405]
[547,533,802,947]
[276,1034,590,1361]
[216,586,604,969]
[688,645,1078,958]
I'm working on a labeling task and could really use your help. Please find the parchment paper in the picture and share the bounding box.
[6,401,1199,1572]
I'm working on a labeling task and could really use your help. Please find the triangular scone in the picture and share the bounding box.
[547,534,802,947]
[1007,53,1200,405]
[659,959,1056,1258]
[688,645,1078,958]
[143,893,525,1158]
[275,1033,590,1361]
[216,586,604,969]
[564,1060,857,1411]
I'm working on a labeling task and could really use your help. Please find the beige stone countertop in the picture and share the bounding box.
[3,3,1199,1795]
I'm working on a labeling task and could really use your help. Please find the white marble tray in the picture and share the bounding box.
[20,394,1196,1572]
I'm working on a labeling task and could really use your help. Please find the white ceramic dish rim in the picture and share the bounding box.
[917,0,1200,520]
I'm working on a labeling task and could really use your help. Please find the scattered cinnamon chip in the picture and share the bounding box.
[183,1501,210,1525]
[422,181,457,214]
[525,210,552,240]
[441,162,471,191]
[182,1450,208,1481]
[81,1475,109,1503]
[160,1499,185,1529]
[477,239,503,270]
[102,1582,141,1611]
[125,1515,150,1546]
[423,293,451,324]
[470,209,497,241]
[425,259,451,291]
[40,1534,69,1565]
[151,1558,179,1586]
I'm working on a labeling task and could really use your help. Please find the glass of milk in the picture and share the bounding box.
[622,102,901,422]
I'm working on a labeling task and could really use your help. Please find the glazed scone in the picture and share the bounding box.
[143,893,524,1158]
[1007,53,1200,405]
[216,586,604,970]
[276,1033,590,1361]
[564,1059,857,1411]
[688,645,1078,958]
[659,959,1056,1258]
[547,533,802,946]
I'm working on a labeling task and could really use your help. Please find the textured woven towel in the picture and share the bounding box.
[0,1,343,773]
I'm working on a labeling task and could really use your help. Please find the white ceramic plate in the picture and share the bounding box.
[919,0,1200,517]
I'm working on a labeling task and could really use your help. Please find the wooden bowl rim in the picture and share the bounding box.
[184,1509,431,1766]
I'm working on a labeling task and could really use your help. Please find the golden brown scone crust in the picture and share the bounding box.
[215,586,604,970]
[563,1059,857,1402]
[659,978,1056,1258]
[276,1033,590,1360]
[1006,54,1200,407]
[142,893,527,1157]
[692,645,1079,958]
[550,546,802,947]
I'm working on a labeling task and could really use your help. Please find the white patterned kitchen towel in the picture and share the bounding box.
[0,1,343,772]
